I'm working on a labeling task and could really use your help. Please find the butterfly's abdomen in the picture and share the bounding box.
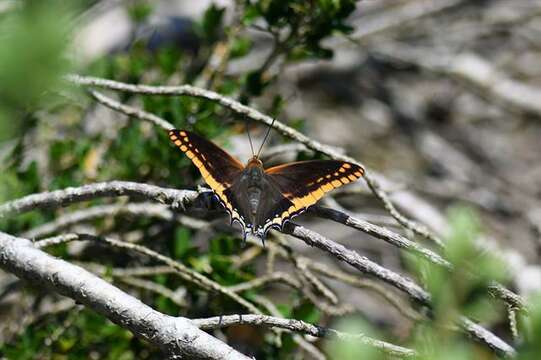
[239,167,264,222]
[247,188,261,216]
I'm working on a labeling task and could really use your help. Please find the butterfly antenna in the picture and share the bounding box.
[256,118,276,158]
[245,121,255,156]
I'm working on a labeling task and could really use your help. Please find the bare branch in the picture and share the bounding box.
[89,90,174,130]
[21,202,208,239]
[363,176,445,247]
[118,276,187,307]
[193,314,417,358]
[308,261,423,322]
[459,317,516,358]
[282,222,432,306]
[0,231,250,359]
[0,181,198,218]
[309,206,450,268]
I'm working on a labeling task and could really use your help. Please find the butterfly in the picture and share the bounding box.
[168,127,364,243]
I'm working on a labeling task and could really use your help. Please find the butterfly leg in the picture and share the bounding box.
[241,230,248,248]
[189,191,222,213]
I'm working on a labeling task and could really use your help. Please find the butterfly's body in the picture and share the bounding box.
[237,157,266,222]
[169,129,364,242]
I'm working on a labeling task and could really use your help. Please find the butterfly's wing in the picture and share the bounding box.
[168,129,246,222]
[257,160,364,235]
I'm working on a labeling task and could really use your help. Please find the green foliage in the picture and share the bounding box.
[518,295,541,359]
[199,4,225,44]
[239,0,357,97]
[1,309,154,359]
[0,0,77,235]
[407,206,510,358]
[0,1,75,139]
[325,318,380,360]
[415,206,508,323]
[230,36,253,59]
[127,1,154,24]
[243,0,356,59]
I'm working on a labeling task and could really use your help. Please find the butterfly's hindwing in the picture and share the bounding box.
[258,160,364,234]
[168,130,246,227]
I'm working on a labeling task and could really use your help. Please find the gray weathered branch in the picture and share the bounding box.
[282,223,431,306]
[193,314,417,358]
[0,181,198,218]
[0,231,250,360]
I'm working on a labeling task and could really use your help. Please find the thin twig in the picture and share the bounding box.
[251,294,327,360]
[282,223,432,306]
[310,206,450,268]
[118,276,187,307]
[193,314,417,358]
[459,317,516,358]
[21,202,208,239]
[35,233,261,315]
[308,261,423,322]
[89,90,174,130]
[228,272,301,293]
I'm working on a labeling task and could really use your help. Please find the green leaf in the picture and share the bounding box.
[325,317,381,360]
[292,301,320,324]
[245,71,266,97]
[230,37,252,59]
[201,4,225,43]
[173,227,192,259]
[127,1,154,23]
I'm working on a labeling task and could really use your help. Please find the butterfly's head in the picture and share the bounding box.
[246,156,263,169]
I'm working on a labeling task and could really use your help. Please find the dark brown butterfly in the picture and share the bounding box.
[168,127,363,242]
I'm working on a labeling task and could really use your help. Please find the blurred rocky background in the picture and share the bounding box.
[1,0,541,359]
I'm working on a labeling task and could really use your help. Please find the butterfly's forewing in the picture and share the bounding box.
[168,130,246,223]
[258,160,364,235]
